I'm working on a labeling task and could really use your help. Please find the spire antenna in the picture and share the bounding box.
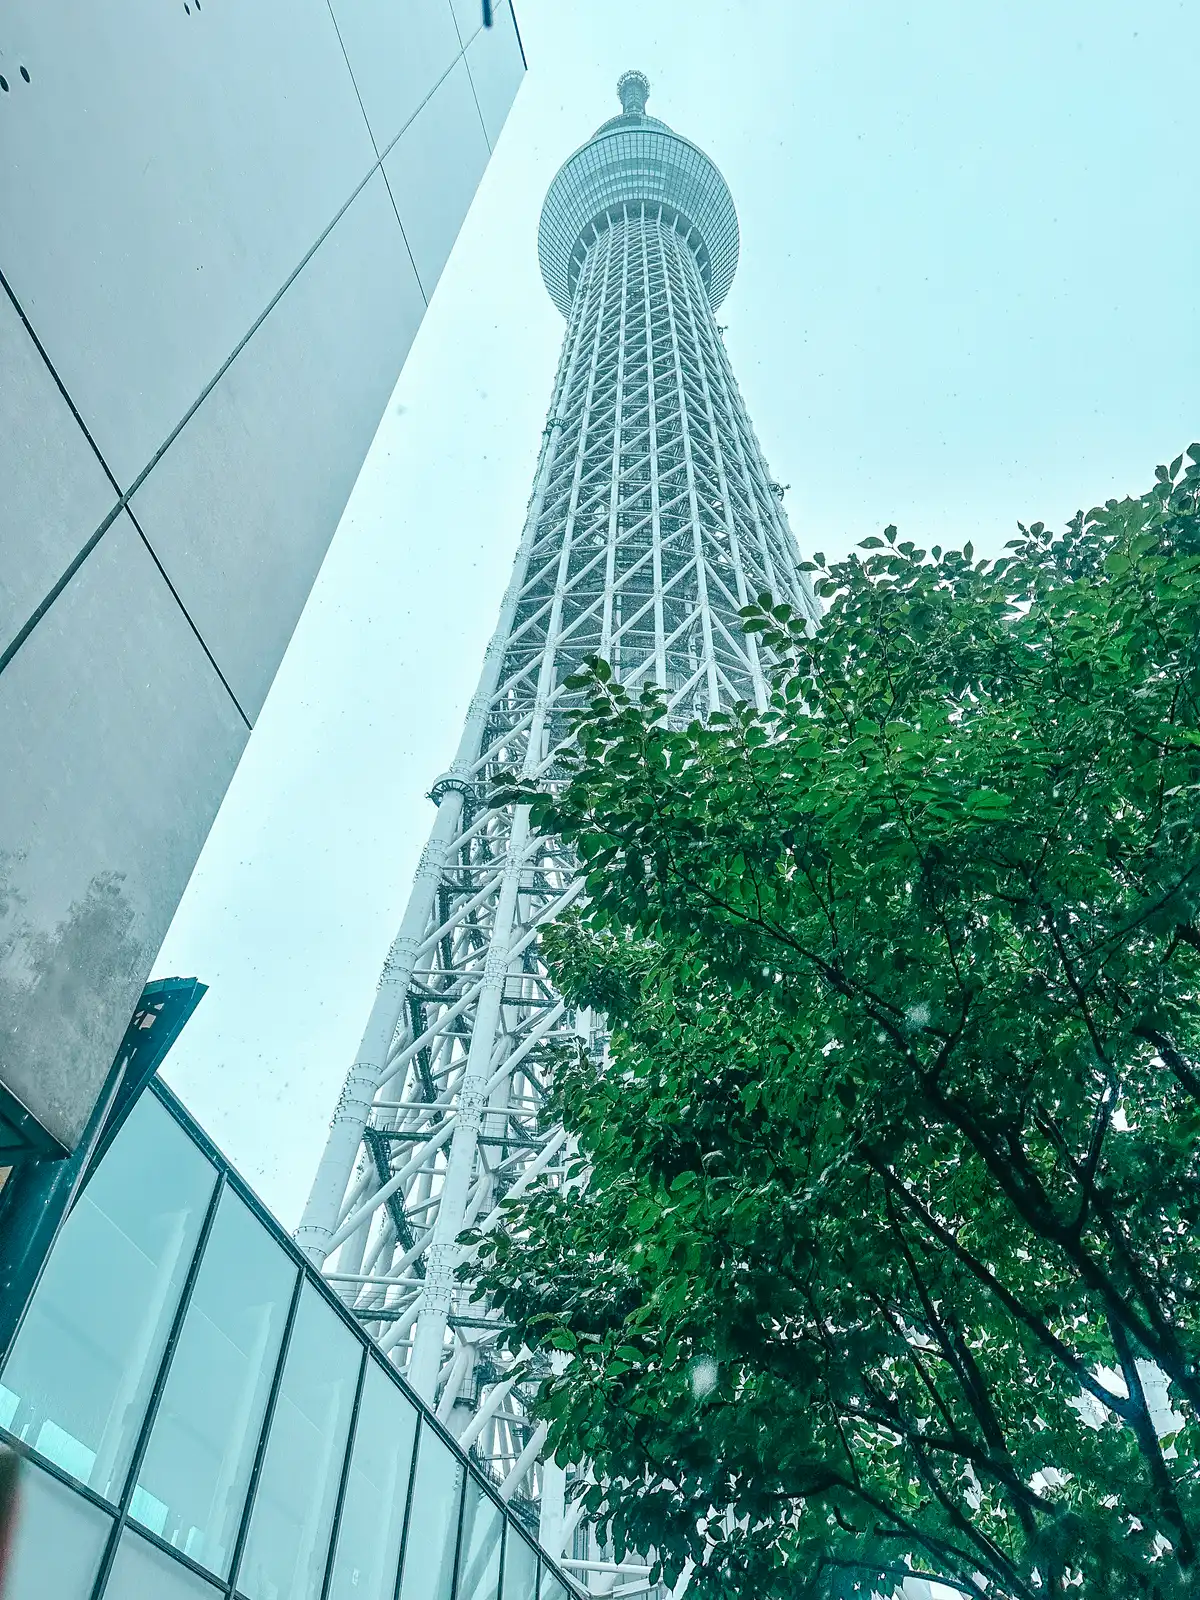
[616,69,649,116]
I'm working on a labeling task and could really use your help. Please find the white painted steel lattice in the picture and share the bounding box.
[297,71,817,1565]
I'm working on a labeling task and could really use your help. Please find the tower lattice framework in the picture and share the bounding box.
[297,71,817,1564]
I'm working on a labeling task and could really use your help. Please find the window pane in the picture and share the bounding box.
[129,1189,297,1578]
[540,1575,570,1600]
[500,1530,537,1600]
[4,1461,112,1600]
[105,1528,221,1597]
[397,1424,465,1600]
[325,1359,418,1600]
[236,1284,360,1600]
[0,1095,214,1500]
[456,1477,503,1600]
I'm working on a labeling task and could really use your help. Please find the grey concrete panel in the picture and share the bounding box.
[449,0,486,42]
[129,170,425,722]
[327,0,462,155]
[0,285,119,658]
[465,2,526,150]
[0,516,249,1152]
[0,0,378,489]
[382,60,492,299]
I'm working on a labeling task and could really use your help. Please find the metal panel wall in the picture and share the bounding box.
[383,60,494,298]
[0,517,250,1152]
[0,1,526,1154]
[0,292,117,658]
[128,170,427,720]
[465,6,528,148]
[0,0,380,487]
[328,0,465,153]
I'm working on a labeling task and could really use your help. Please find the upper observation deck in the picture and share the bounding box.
[537,71,740,317]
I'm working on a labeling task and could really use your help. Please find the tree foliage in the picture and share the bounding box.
[470,453,1200,1598]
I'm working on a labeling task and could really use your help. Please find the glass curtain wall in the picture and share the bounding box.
[0,1082,579,1600]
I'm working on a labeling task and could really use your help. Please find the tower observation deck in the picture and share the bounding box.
[296,74,817,1569]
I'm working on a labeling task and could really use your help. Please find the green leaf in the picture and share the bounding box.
[475,451,1200,1600]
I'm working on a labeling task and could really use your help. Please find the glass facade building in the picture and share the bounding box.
[0,0,525,1167]
[0,1076,575,1600]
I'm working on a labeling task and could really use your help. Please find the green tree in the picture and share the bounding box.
[470,452,1200,1598]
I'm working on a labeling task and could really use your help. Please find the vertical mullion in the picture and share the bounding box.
[447,1459,472,1600]
[317,1346,369,1600]
[88,1168,227,1600]
[496,1517,508,1600]
[226,1267,306,1597]
[389,1411,425,1600]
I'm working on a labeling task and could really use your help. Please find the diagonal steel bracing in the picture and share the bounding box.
[297,76,817,1566]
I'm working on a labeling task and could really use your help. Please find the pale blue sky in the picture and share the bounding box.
[154,0,1200,1225]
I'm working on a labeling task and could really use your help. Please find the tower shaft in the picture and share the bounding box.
[298,105,815,1537]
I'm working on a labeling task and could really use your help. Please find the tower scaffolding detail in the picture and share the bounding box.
[296,69,818,1565]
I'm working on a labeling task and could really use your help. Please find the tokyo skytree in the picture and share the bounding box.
[297,71,817,1560]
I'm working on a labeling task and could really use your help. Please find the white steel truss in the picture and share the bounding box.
[298,84,817,1564]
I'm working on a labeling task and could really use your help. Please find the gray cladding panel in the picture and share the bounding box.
[0,516,248,1151]
[327,0,463,155]
[465,2,525,149]
[382,59,492,299]
[448,0,486,40]
[0,0,377,488]
[0,286,119,657]
[129,170,426,721]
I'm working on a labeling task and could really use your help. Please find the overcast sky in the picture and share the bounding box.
[154,0,1200,1227]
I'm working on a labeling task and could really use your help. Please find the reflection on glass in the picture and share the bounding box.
[500,1529,538,1600]
[397,1424,465,1600]
[540,1576,570,1600]
[129,1189,297,1577]
[456,1476,503,1600]
[325,1358,418,1600]
[3,1462,112,1600]
[106,1528,221,1596]
[237,1285,360,1600]
[0,1095,214,1500]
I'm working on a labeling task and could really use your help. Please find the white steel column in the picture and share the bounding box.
[296,252,597,1267]
[656,217,720,714]
[406,228,620,1399]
